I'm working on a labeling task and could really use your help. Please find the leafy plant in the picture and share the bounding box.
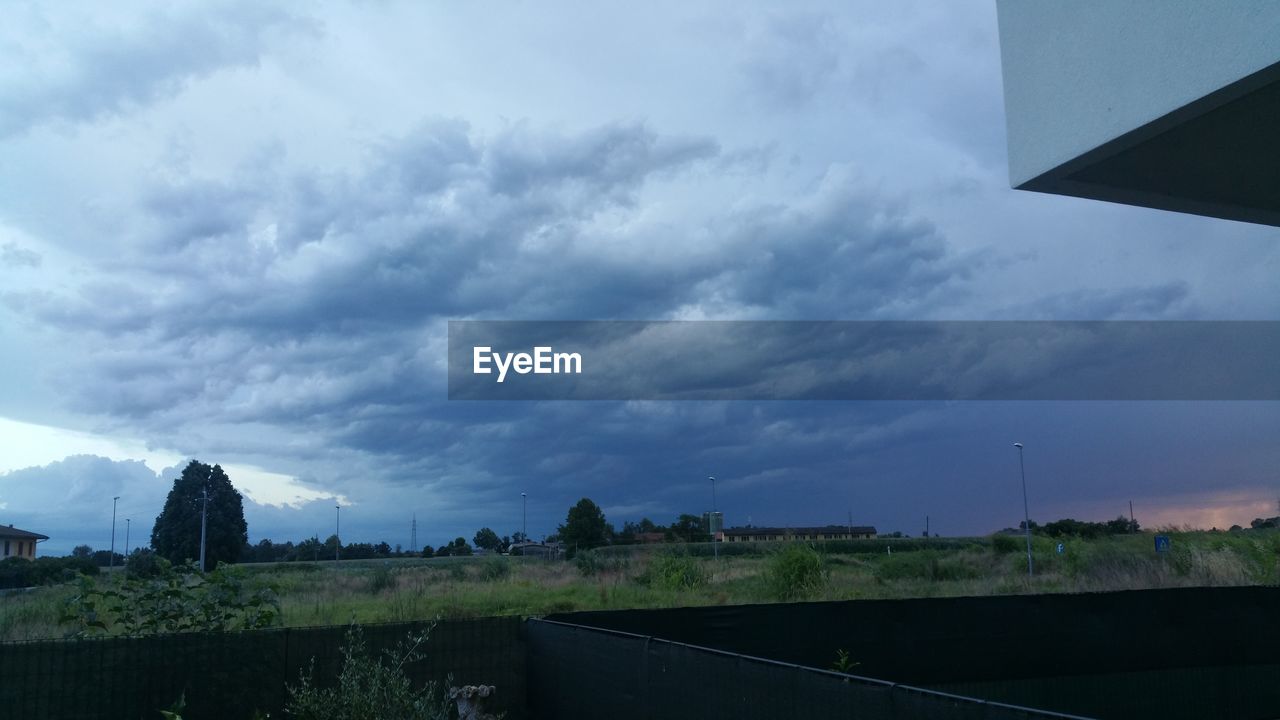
[573,549,627,577]
[763,543,827,600]
[59,562,279,637]
[286,624,453,720]
[367,564,396,594]
[640,550,706,590]
[831,648,860,674]
[479,557,511,582]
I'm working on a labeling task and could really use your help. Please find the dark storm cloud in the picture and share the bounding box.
[6,117,978,443]
[3,2,1276,548]
[1006,282,1192,320]
[0,3,317,137]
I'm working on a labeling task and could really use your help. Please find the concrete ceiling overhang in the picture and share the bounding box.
[997,1,1280,227]
[1018,61,1280,226]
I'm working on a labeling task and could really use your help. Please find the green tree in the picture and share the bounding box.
[558,498,609,553]
[671,514,708,543]
[473,527,501,551]
[150,460,248,569]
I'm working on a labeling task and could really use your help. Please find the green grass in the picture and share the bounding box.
[2,529,1276,641]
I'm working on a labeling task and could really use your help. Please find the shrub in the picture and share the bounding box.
[876,551,983,582]
[763,543,827,600]
[368,563,396,594]
[640,551,706,591]
[479,557,511,582]
[125,549,168,580]
[60,562,279,636]
[991,534,1023,554]
[0,556,98,589]
[287,624,453,720]
[574,549,628,577]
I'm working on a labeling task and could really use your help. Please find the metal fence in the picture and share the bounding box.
[0,616,525,720]
[526,619,1091,720]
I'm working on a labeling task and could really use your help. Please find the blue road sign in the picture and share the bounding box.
[1154,535,1171,553]
[1055,542,1065,554]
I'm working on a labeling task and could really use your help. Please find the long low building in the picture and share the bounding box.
[723,525,877,543]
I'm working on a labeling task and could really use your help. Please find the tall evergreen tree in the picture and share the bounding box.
[150,460,248,568]
[558,497,609,552]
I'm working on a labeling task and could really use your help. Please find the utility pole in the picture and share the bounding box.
[411,513,417,554]
[124,519,131,560]
[848,508,854,538]
[1014,442,1033,578]
[1129,500,1135,532]
[199,488,209,572]
[110,496,120,571]
[522,492,527,543]
[335,505,341,562]
[926,515,930,539]
[709,476,718,560]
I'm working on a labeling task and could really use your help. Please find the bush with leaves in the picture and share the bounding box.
[125,548,169,579]
[479,556,511,582]
[763,543,827,600]
[573,549,628,577]
[286,624,453,720]
[367,563,396,594]
[638,550,706,590]
[0,555,97,589]
[60,562,280,637]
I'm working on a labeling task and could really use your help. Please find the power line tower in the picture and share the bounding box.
[410,513,418,554]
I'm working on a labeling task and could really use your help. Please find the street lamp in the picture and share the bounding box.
[335,505,341,562]
[1014,442,1033,577]
[521,492,527,544]
[199,487,209,572]
[110,496,120,571]
[709,476,718,560]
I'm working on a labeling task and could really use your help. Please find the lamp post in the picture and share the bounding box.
[199,487,209,572]
[335,505,341,562]
[1014,442,1033,577]
[709,476,718,560]
[110,496,120,570]
[521,492,527,544]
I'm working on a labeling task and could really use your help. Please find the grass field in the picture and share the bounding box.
[3,529,1277,642]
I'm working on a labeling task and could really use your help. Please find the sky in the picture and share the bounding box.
[1,1,1277,555]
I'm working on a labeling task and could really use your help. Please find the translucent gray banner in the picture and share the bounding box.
[447,321,1280,400]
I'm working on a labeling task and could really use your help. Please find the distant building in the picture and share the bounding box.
[723,525,877,543]
[508,541,562,558]
[635,532,666,544]
[0,525,48,560]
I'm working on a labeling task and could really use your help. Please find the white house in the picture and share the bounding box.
[0,525,48,560]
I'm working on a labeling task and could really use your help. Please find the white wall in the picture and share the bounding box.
[997,0,1280,186]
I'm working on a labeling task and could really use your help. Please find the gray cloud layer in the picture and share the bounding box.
[1,2,1277,550]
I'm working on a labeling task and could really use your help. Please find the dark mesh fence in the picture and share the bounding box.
[0,616,525,720]
[526,619,1089,720]
[548,586,1280,720]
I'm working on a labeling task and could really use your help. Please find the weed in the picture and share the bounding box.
[480,557,512,582]
[367,564,396,594]
[287,624,453,720]
[763,543,826,601]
